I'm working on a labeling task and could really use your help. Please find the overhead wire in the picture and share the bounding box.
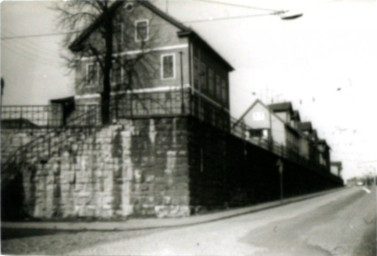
[190,0,280,12]
[1,30,81,40]
[183,12,281,24]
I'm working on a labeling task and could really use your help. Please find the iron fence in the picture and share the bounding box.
[1,89,332,179]
[1,104,100,128]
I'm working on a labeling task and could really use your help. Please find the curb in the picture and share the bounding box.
[2,187,346,232]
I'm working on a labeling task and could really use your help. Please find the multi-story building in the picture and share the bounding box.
[53,0,233,131]
[238,99,332,167]
[330,161,343,176]
[317,139,331,170]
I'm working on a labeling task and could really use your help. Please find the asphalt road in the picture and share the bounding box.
[2,187,376,255]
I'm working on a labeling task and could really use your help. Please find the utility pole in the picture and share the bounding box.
[180,51,185,114]
[1,77,4,97]
[277,158,284,201]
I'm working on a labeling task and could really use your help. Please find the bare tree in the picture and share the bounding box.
[54,0,163,124]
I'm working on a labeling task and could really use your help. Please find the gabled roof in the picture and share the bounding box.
[233,99,288,128]
[318,139,330,149]
[311,129,318,139]
[268,102,293,113]
[235,99,308,138]
[69,1,124,52]
[68,0,233,71]
[292,110,300,121]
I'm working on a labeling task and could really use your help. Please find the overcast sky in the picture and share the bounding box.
[1,0,376,180]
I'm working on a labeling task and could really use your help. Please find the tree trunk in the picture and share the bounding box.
[101,12,113,125]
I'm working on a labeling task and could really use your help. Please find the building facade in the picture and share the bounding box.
[330,161,343,176]
[62,0,233,131]
[239,99,331,170]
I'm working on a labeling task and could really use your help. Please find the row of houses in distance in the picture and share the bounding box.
[236,99,342,177]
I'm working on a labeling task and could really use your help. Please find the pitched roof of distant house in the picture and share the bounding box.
[297,122,313,132]
[303,128,319,142]
[318,139,330,148]
[69,0,234,71]
[292,110,300,121]
[268,102,293,113]
[233,99,295,129]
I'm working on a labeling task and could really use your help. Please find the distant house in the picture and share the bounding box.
[237,99,334,169]
[268,102,301,155]
[317,139,331,170]
[330,161,343,176]
[297,122,320,163]
[238,99,309,158]
[239,99,284,145]
[268,102,294,124]
[67,0,234,130]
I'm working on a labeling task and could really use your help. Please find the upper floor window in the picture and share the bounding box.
[199,62,207,92]
[215,75,221,100]
[208,69,214,96]
[111,63,124,86]
[135,19,149,42]
[194,57,199,88]
[221,79,227,103]
[114,23,124,45]
[86,63,99,86]
[161,54,175,80]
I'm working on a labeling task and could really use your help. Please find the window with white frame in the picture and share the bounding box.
[86,63,99,86]
[135,19,149,42]
[161,54,175,79]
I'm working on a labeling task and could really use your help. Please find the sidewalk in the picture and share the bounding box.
[2,188,345,231]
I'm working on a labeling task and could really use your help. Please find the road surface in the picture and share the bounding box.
[2,187,376,255]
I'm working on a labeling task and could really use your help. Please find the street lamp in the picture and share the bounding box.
[281,13,303,20]
[277,10,303,20]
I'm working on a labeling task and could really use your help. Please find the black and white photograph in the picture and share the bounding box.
[1,0,376,255]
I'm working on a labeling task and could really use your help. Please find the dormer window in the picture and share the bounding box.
[135,19,149,42]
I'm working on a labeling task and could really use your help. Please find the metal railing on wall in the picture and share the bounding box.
[112,89,332,176]
[1,89,335,182]
[1,104,99,128]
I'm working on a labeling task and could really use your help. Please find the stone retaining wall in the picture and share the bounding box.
[2,116,342,220]
[2,117,190,219]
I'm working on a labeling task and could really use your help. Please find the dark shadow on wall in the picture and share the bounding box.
[1,168,27,221]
